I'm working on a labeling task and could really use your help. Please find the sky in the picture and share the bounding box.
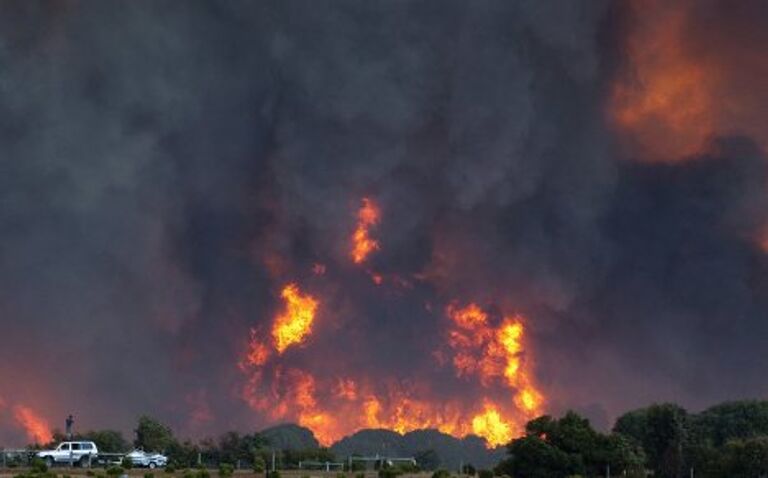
[1,0,768,447]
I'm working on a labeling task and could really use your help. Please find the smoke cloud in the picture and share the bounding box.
[0,0,767,445]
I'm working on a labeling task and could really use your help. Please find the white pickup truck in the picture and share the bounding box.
[36,441,99,467]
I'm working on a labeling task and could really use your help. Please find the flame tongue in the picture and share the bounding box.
[351,198,380,264]
[13,405,52,444]
[272,284,319,353]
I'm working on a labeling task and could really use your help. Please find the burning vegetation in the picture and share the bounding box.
[241,199,545,447]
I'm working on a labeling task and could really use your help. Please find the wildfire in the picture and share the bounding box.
[351,198,380,264]
[12,405,52,444]
[241,197,546,448]
[272,284,319,353]
[471,404,513,448]
[446,303,545,421]
[241,300,545,447]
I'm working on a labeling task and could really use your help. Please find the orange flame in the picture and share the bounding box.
[471,403,514,447]
[272,284,319,353]
[13,405,52,444]
[242,298,545,448]
[446,303,545,422]
[351,198,380,264]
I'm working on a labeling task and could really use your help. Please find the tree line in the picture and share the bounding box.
[33,399,768,477]
[497,400,768,478]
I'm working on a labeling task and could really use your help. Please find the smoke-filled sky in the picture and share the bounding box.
[1,0,768,447]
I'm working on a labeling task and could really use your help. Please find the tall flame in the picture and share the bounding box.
[351,198,380,264]
[13,405,52,445]
[272,284,319,353]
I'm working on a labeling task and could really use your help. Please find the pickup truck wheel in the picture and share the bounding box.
[149,462,157,469]
[45,457,54,468]
[80,456,90,468]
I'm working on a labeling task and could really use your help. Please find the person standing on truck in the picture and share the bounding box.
[65,415,74,440]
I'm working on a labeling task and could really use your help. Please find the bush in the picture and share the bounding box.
[266,471,280,478]
[478,470,493,478]
[218,463,234,478]
[181,470,195,478]
[197,469,210,478]
[107,466,125,476]
[165,465,176,474]
[122,458,133,470]
[252,457,266,474]
[356,474,365,478]
[31,458,48,474]
[378,469,402,478]
[431,470,450,478]
[145,474,155,478]
[87,471,96,477]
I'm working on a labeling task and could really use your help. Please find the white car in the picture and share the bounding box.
[124,449,168,469]
[37,441,99,467]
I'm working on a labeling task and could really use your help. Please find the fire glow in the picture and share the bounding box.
[351,198,380,264]
[240,199,545,448]
[12,405,52,445]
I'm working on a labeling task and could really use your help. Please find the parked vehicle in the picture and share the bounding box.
[124,449,168,469]
[36,441,99,467]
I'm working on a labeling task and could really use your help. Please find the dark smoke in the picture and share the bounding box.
[0,0,766,445]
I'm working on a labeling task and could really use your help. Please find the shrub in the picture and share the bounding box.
[145,474,155,478]
[197,469,210,478]
[478,470,493,478]
[336,473,346,478]
[356,474,365,478]
[31,458,48,474]
[87,471,96,477]
[431,470,450,478]
[266,471,280,478]
[218,463,234,478]
[252,457,266,474]
[123,458,133,470]
[107,466,125,476]
[165,465,176,474]
[378,468,402,478]
[181,470,195,478]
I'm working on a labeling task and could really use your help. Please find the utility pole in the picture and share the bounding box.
[690,467,694,478]
[605,464,610,478]
[271,449,276,472]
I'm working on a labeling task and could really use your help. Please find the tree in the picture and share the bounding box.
[717,437,768,478]
[499,411,645,478]
[135,416,176,452]
[614,403,687,478]
[77,430,130,453]
[497,435,580,478]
